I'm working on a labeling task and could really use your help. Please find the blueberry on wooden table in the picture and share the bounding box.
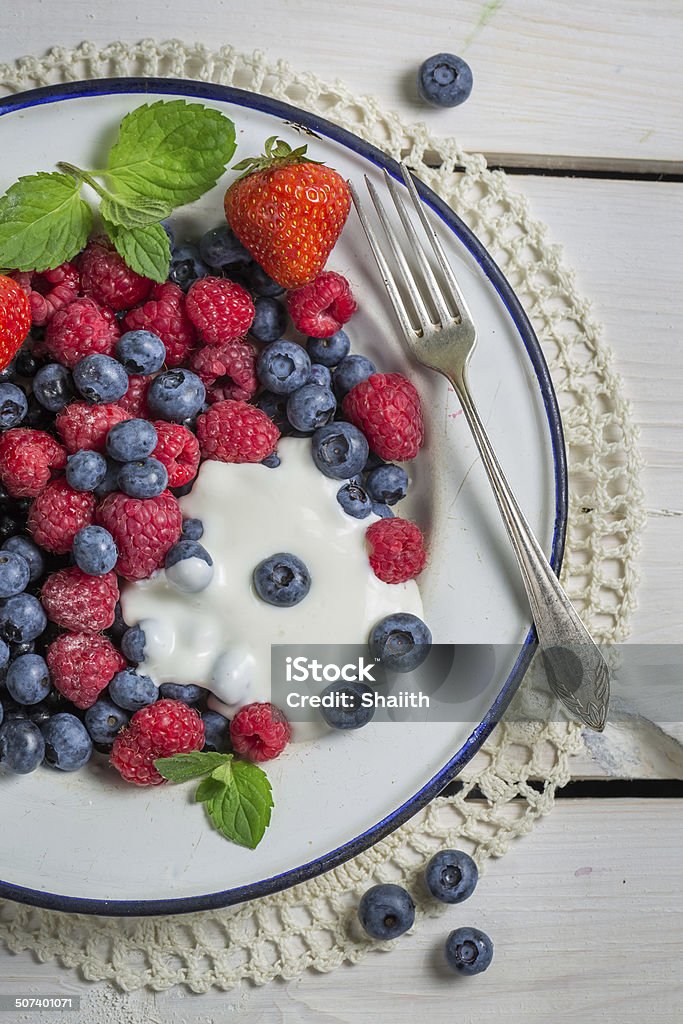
[418,53,473,108]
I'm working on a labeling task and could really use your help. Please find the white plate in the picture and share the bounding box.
[0,80,566,915]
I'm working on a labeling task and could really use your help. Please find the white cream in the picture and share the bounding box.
[120,437,423,741]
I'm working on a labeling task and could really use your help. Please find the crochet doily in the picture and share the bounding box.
[0,41,645,992]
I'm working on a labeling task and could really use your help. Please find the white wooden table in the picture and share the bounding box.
[1,3,681,1021]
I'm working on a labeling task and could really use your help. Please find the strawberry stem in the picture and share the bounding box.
[232,137,321,179]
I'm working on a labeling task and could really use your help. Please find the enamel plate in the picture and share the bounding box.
[0,80,566,914]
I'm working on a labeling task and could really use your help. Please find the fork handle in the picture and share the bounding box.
[450,370,609,731]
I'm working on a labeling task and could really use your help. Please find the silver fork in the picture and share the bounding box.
[350,164,609,732]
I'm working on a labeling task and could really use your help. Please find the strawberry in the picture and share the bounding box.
[224,137,351,290]
[0,274,32,370]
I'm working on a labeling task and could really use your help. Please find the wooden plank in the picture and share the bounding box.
[0,1,681,166]
[0,800,679,1022]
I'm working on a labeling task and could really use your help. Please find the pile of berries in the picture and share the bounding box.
[0,208,428,786]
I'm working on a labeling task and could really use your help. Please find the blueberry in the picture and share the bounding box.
[417,53,473,108]
[287,384,336,432]
[108,601,128,643]
[0,594,45,643]
[424,849,478,903]
[257,341,311,395]
[245,262,285,297]
[106,419,158,462]
[165,539,214,593]
[255,390,291,433]
[0,514,20,544]
[120,625,145,665]
[73,354,129,404]
[250,297,287,343]
[172,481,194,498]
[66,449,108,491]
[41,713,93,771]
[365,464,408,506]
[0,718,45,773]
[337,480,372,519]
[332,355,376,397]
[307,364,332,388]
[261,452,281,469]
[307,330,350,367]
[72,525,118,576]
[84,698,130,745]
[371,502,395,519]
[0,550,30,597]
[1,700,26,721]
[9,640,35,660]
[0,383,27,428]
[109,669,159,712]
[444,927,493,976]
[199,224,252,268]
[201,709,232,752]
[116,330,167,375]
[159,682,205,704]
[168,244,209,292]
[0,359,16,383]
[23,393,53,429]
[319,680,375,730]
[14,347,41,378]
[93,458,121,498]
[181,518,204,541]
[358,884,415,940]
[32,363,74,411]
[147,369,206,422]
[364,451,385,473]
[161,222,174,246]
[311,422,369,480]
[5,654,51,705]
[253,552,311,607]
[0,637,9,669]
[118,457,168,498]
[369,613,432,673]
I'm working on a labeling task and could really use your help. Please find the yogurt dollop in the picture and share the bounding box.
[120,437,423,739]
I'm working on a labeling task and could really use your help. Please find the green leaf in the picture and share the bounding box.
[0,172,92,272]
[99,192,173,229]
[194,776,226,803]
[105,220,171,283]
[106,100,236,206]
[203,760,273,849]
[154,750,231,783]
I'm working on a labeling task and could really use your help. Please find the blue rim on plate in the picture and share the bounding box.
[0,78,568,916]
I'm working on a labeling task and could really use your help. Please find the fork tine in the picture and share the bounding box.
[383,170,454,325]
[363,176,434,333]
[398,162,475,326]
[348,180,416,341]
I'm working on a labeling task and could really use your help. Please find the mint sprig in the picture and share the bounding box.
[154,752,274,849]
[0,100,236,279]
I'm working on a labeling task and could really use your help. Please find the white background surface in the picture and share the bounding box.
[1,2,682,1021]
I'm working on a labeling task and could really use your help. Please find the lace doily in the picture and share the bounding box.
[0,41,645,992]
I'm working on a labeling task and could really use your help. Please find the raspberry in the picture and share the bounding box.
[230,702,291,762]
[343,372,424,461]
[28,476,96,553]
[78,235,153,311]
[152,421,200,487]
[365,517,427,584]
[122,283,197,367]
[186,277,255,345]
[96,489,182,581]
[47,631,126,709]
[286,271,357,338]
[41,566,119,632]
[0,428,67,498]
[110,699,205,786]
[0,274,31,370]
[189,338,258,403]
[116,374,151,418]
[11,262,80,327]
[196,400,279,464]
[44,297,120,368]
[56,401,131,453]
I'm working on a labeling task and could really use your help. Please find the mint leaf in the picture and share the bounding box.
[105,220,171,283]
[0,172,92,272]
[154,750,230,783]
[203,760,273,849]
[106,100,236,206]
[194,776,226,803]
[99,192,173,229]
